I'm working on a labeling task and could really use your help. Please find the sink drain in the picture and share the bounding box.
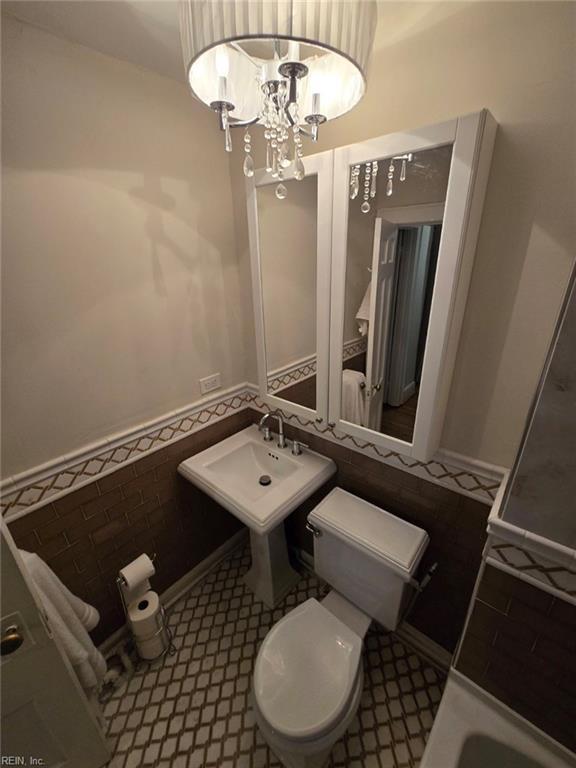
[259,475,272,486]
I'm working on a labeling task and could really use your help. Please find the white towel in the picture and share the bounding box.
[19,550,107,693]
[355,280,372,336]
[342,369,366,425]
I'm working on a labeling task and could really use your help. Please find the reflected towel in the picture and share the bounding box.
[355,281,371,336]
[342,369,366,425]
[19,550,107,693]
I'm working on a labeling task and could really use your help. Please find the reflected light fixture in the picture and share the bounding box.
[179,0,377,199]
[350,154,413,213]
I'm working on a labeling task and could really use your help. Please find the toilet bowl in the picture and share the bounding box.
[253,597,366,768]
[252,487,429,768]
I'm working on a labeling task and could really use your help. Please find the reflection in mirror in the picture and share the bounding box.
[341,144,452,442]
[258,175,318,410]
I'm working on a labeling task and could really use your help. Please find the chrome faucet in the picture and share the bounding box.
[258,411,286,448]
[258,412,274,442]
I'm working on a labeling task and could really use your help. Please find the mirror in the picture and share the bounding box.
[340,145,452,443]
[257,175,318,410]
[249,112,496,460]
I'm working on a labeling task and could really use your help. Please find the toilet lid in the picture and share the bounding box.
[253,598,362,741]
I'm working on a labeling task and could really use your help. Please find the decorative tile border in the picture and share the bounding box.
[247,390,500,503]
[487,538,576,599]
[268,359,317,393]
[1,386,253,519]
[342,336,368,361]
[267,338,367,393]
[1,382,500,520]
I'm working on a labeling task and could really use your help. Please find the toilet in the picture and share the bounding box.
[252,487,429,768]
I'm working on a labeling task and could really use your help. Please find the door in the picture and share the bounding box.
[387,225,434,406]
[365,218,399,430]
[1,522,110,767]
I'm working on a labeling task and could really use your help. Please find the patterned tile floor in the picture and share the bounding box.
[105,547,445,768]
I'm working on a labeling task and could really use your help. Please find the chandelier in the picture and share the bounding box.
[179,1,377,198]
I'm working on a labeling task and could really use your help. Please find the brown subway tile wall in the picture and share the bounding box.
[245,409,490,653]
[457,564,576,752]
[7,410,253,644]
[8,406,489,655]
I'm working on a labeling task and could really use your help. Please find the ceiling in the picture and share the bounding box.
[2,1,415,85]
[3,1,185,81]
[2,2,451,86]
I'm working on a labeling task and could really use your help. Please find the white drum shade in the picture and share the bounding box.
[179,0,377,123]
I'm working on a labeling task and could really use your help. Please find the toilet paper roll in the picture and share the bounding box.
[119,554,155,590]
[127,590,161,639]
[135,631,168,661]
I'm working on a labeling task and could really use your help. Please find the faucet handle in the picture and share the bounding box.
[291,439,309,456]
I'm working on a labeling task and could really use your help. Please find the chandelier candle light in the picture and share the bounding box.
[179,0,377,199]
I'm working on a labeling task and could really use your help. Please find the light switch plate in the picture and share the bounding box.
[199,373,221,395]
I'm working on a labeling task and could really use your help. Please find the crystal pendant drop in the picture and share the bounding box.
[400,158,407,182]
[361,201,370,213]
[275,183,288,200]
[294,157,305,181]
[243,154,254,178]
[265,143,272,173]
[386,178,393,196]
[280,143,291,168]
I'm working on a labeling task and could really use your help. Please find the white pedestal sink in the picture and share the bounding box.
[178,425,336,607]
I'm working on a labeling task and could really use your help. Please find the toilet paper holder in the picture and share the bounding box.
[116,553,175,662]
[116,552,157,591]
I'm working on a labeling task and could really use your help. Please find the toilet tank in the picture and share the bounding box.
[308,488,429,631]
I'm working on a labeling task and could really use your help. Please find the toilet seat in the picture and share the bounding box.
[253,598,362,742]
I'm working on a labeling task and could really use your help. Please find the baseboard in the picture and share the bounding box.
[99,529,248,656]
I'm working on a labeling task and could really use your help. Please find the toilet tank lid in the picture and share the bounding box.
[309,488,429,579]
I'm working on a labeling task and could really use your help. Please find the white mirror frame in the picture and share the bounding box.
[329,110,497,460]
[246,150,334,424]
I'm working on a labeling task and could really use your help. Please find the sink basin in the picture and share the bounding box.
[178,424,336,606]
[206,441,298,502]
[178,424,335,535]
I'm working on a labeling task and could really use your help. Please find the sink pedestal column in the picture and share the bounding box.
[243,526,301,608]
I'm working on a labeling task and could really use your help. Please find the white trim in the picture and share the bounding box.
[1,382,250,496]
[2,383,254,519]
[488,517,576,570]
[268,338,365,382]
[246,150,333,426]
[267,351,317,382]
[267,337,366,390]
[2,383,501,519]
[99,529,248,656]
[486,464,576,573]
[329,111,497,461]
[248,393,498,504]
[375,201,445,226]
[434,449,507,485]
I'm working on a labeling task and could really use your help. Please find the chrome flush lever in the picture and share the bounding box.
[306,521,322,538]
